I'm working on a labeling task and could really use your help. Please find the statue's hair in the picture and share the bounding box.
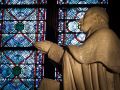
[85,7,109,24]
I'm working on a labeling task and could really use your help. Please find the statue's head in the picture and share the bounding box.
[80,7,109,33]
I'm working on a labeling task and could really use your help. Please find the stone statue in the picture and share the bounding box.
[35,7,120,90]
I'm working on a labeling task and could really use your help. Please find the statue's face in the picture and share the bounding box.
[80,7,108,33]
[80,13,96,32]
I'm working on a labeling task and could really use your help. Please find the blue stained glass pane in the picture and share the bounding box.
[58,21,83,32]
[36,52,44,64]
[67,8,87,19]
[0,10,2,20]
[0,22,1,33]
[1,51,34,64]
[20,79,34,89]
[2,34,45,47]
[59,8,87,19]
[67,21,80,32]
[20,64,34,78]
[58,33,86,46]
[36,65,44,79]
[57,0,108,4]
[4,0,37,4]
[58,21,64,32]
[2,21,46,34]
[0,64,14,79]
[0,0,1,3]
[55,68,62,82]
[2,8,46,20]
[0,34,1,47]
[36,79,41,89]
[3,0,47,4]
[3,79,34,90]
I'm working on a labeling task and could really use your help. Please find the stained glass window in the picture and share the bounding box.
[0,1,46,90]
[57,0,108,4]
[0,0,109,88]
[56,0,108,81]
[0,0,47,4]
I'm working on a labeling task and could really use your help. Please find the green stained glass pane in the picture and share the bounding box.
[12,66,21,76]
[14,22,24,31]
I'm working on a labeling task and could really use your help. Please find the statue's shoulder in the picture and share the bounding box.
[95,28,116,37]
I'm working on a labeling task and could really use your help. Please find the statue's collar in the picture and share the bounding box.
[86,24,109,38]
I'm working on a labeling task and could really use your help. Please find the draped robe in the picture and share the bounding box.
[40,27,120,90]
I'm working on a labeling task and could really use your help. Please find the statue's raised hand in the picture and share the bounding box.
[34,41,53,53]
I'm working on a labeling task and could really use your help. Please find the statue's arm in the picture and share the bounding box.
[34,41,64,63]
[48,43,64,63]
